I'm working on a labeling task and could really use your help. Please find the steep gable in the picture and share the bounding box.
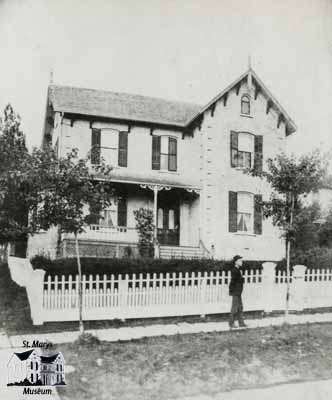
[187,68,297,136]
[13,350,35,361]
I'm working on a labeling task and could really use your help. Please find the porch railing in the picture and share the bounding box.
[63,225,139,243]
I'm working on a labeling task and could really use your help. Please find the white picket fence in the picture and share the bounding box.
[42,269,264,322]
[7,257,332,325]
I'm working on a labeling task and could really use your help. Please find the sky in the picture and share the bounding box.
[0,0,331,155]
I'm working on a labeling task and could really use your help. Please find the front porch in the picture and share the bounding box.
[60,181,204,259]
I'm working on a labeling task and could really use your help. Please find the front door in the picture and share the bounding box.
[157,200,180,246]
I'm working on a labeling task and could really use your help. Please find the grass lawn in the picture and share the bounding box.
[57,322,332,400]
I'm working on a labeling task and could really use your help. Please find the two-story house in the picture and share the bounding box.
[27,67,296,261]
[7,350,65,386]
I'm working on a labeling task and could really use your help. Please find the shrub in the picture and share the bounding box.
[74,332,101,347]
[30,255,268,277]
[276,247,332,271]
[133,208,154,257]
[291,247,332,269]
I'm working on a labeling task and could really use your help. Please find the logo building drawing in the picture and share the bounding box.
[7,349,65,386]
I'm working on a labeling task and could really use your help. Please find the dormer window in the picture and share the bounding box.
[241,95,250,115]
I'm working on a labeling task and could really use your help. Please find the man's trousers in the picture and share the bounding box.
[229,295,244,325]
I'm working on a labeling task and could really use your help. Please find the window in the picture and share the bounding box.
[237,192,254,233]
[231,132,254,169]
[157,208,163,229]
[31,361,33,369]
[229,191,262,234]
[91,129,128,167]
[90,198,127,228]
[241,94,250,115]
[169,209,175,230]
[152,136,177,171]
[100,209,115,228]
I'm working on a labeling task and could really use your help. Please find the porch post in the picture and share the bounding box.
[153,186,159,257]
[139,183,171,258]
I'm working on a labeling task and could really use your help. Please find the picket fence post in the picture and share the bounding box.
[262,262,277,313]
[118,274,129,321]
[200,271,207,318]
[290,265,306,311]
[27,269,46,325]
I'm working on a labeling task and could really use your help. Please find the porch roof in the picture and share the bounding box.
[105,169,201,191]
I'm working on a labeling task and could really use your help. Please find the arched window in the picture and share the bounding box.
[157,208,163,229]
[241,95,250,115]
[169,209,175,230]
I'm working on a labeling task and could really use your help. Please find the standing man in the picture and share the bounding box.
[229,255,247,329]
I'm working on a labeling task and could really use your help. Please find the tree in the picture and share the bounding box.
[29,147,114,333]
[0,104,35,252]
[0,104,115,333]
[293,201,321,251]
[248,151,327,318]
[318,207,332,248]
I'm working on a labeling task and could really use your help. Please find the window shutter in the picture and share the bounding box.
[152,136,161,170]
[118,132,128,167]
[254,194,263,235]
[168,137,177,171]
[230,131,238,167]
[117,197,127,227]
[229,191,238,232]
[91,129,101,165]
[254,135,263,172]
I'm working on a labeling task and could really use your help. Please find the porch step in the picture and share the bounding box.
[159,245,204,259]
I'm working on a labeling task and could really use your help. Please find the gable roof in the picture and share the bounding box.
[40,353,61,364]
[48,85,201,128]
[187,68,297,135]
[14,350,34,361]
[47,68,296,135]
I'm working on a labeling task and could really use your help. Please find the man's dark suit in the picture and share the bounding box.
[229,266,245,326]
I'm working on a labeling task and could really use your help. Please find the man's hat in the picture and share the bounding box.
[232,255,243,263]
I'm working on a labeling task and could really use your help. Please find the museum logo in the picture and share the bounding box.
[7,343,66,395]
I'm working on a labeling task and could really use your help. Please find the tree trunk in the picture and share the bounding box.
[56,225,62,258]
[285,238,291,320]
[74,233,84,334]
[285,194,295,322]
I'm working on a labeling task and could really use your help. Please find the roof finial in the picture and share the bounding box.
[247,55,252,90]
[50,68,54,85]
[248,54,252,71]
